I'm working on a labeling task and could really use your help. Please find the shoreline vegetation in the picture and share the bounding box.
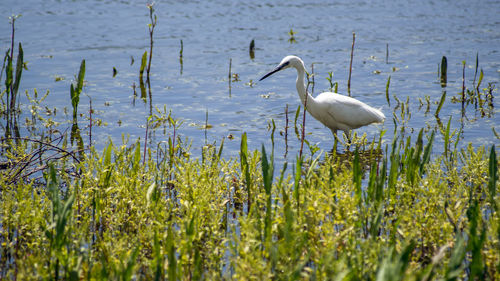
[1,12,499,280]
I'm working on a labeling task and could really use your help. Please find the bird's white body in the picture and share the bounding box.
[260,55,385,140]
[307,91,385,135]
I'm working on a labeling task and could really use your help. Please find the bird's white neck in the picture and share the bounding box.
[295,66,316,113]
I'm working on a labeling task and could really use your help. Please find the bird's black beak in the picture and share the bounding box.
[259,62,289,81]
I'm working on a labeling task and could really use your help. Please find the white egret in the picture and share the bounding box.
[259,55,385,143]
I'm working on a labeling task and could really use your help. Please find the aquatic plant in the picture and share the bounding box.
[287,28,297,43]
[0,19,499,281]
[249,39,255,60]
[1,67,499,279]
[326,71,338,93]
[70,60,85,120]
[347,32,355,96]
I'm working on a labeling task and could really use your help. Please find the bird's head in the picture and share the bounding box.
[259,55,305,81]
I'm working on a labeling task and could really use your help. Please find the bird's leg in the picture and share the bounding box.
[343,130,352,152]
[331,129,339,151]
[345,130,352,144]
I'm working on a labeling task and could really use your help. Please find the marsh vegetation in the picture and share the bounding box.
[1,2,499,280]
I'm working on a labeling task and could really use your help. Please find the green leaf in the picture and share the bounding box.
[353,148,362,203]
[477,68,484,91]
[388,136,400,193]
[466,199,487,280]
[369,205,383,238]
[261,144,273,195]
[488,146,497,211]
[77,59,85,93]
[146,182,157,206]
[167,225,177,281]
[102,142,114,189]
[103,142,112,167]
[132,141,141,173]
[140,51,147,76]
[294,155,302,208]
[122,246,140,281]
[5,51,12,93]
[240,132,251,206]
[435,91,446,117]
[217,137,224,159]
[376,241,416,281]
[262,144,274,242]
[420,130,435,176]
[70,59,85,119]
[153,231,162,281]
[70,84,78,119]
[444,235,466,281]
[386,75,391,106]
[444,116,452,158]
[12,42,23,96]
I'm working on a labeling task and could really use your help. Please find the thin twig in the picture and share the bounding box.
[10,150,83,185]
[146,4,156,115]
[1,136,84,184]
[146,3,156,82]
[205,109,208,145]
[348,32,356,96]
[144,119,149,165]
[9,16,15,109]
[1,136,81,163]
[285,104,289,158]
[89,97,93,145]
[8,148,44,182]
[462,61,466,117]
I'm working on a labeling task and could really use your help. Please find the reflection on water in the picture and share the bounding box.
[0,0,498,164]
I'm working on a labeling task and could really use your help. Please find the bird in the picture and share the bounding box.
[259,55,385,145]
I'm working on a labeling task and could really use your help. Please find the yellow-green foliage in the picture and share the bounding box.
[1,130,498,280]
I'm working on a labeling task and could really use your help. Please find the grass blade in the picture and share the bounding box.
[122,246,140,281]
[435,91,446,117]
[353,148,362,203]
[261,144,273,195]
[488,146,498,211]
[240,132,252,208]
[167,225,177,281]
[12,42,23,98]
[386,75,391,106]
[294,155,302,209]
[419,130,435,176]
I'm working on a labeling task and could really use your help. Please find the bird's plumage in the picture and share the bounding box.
[313,92,384,132]
[260,55,384,140]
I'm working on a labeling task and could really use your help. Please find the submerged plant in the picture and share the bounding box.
[287,28,297,43]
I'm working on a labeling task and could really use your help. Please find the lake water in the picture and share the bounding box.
[1,0,499,162]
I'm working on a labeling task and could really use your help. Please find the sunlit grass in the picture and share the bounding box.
[1,108,498,279]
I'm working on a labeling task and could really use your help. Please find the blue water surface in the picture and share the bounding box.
[1,0,499,163]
